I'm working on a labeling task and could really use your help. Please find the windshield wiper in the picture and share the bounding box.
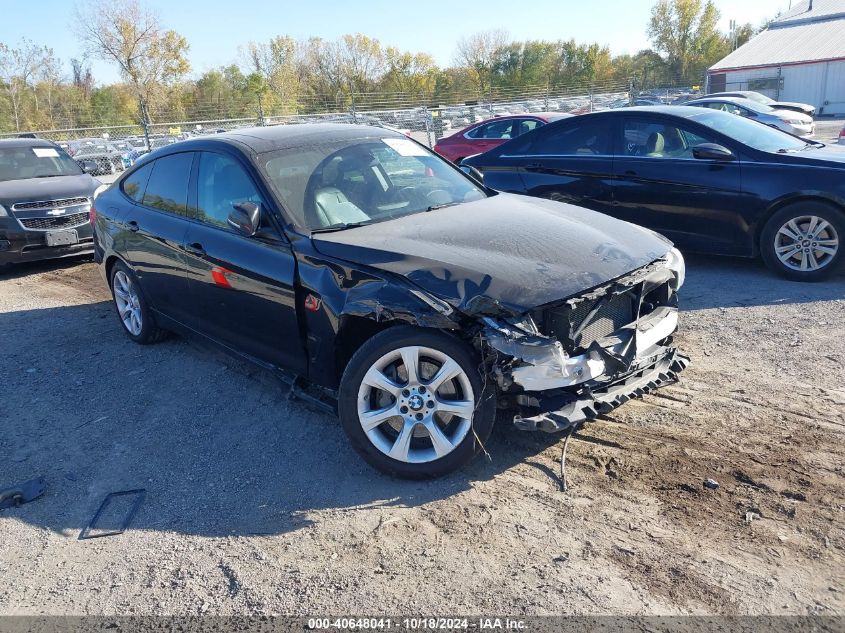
[32,174,64,178]
[425,202,460,212]
[310,220,375,234]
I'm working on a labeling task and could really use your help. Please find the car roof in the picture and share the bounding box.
[208,123,407,153]
[707,91,754,97]
[0,138,58,149]
[687,96,752,104]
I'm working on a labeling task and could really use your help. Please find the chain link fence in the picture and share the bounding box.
[0,82,699,176]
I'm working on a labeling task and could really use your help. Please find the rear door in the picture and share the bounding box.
[504,117,616,214]
[121,152,195,325]
[463,118,516,156]
[611,116,746,254]
[182,150,306,373]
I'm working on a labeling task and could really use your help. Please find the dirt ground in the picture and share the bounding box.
[1,253,843,616]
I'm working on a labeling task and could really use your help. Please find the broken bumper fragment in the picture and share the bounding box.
[512,346,689,432]
[481,257,689,433]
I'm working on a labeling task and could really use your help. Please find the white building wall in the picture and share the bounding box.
[820,60,845,115]
[715,60,845,115]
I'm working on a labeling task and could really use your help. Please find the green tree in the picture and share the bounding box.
[647,0,727,84]
[454,29,509,96]
[0,39,46,131]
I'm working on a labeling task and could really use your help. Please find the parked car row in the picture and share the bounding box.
[463,106,843,281]
[3,107,843,478]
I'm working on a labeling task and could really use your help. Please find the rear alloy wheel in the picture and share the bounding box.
[338,326,495,478]
[110,261,168,344]
[761,203,844,281]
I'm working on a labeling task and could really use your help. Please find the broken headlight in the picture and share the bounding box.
[665,247,685,291]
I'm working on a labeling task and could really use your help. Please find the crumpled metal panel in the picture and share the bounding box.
[513,348,690,432]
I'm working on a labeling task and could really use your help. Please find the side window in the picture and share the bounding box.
[514,119,543,137]
[195,152,263,230]
[519,121,611,156]
[122,162,154,202]
[622,120,713,159]
[141,153,193,214]
[467,120,514,139]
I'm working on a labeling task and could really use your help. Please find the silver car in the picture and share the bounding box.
[686,96,815,137]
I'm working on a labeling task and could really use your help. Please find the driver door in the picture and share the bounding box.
[182,150,306,373]
[611,116,746,254]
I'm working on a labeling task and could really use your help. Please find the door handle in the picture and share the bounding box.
[624,170,638,176]
[184,242,206,256]
[126,220,139,232]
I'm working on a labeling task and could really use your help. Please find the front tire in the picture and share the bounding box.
[110,261,168,344]
[760,202,844,281]
[338,326,496,479]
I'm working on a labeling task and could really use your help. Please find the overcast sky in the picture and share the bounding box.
[1,0,794,84]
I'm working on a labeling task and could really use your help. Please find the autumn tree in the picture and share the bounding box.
[382,48,437,95]
[647,0,727,84]
[0,39,45,131]
[75,0,190,121]
[454,29,509,96]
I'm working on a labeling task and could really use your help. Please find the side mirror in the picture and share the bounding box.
[81,160,98,174]
[692,143,735,161]
[227,201,261,237]
[458,163,484,184]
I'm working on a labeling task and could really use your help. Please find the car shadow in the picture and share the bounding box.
[0,254,94,281]
[3,254,841,539]
[679,253,845,311]
[0,300,561,540]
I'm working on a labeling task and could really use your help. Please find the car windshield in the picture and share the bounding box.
[689,110,807,153]
[259,137,487,231]
[75,144,115,156]
[0,146,83,181]
[744,92,774,105]
[738,99,775,114]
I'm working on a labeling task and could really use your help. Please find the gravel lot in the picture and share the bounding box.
[1,247,844,616]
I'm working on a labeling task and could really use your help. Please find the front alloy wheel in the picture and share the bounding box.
[339,326,495,478]
[761,202,844,281]
[357,345,475,464]
[773,215,838,273]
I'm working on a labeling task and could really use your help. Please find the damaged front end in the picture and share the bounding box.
[480,250,690,433]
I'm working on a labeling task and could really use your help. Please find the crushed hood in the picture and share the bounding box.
[312,193,672,314]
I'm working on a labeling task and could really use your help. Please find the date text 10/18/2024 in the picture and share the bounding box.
[307,618,527,630]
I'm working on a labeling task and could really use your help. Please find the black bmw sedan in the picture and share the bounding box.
[463,106,845,281]
[92,124,687,478]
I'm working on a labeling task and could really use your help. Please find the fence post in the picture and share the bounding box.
[544,82,550,111]
[423,106,433,147]
[139,98,151,152]
[257,92,265,126]
[589,88,594,113]
[629,78,635,106]
[350,93,357,123]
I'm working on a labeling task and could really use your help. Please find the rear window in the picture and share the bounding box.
[141,153,193,214]
[121,162,154,202]
[505,120,611,156]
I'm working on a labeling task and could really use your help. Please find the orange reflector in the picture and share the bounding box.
[304,293,321,312]
[211,266,232,288]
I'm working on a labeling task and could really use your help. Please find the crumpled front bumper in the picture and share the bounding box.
[512,345,689,432]
[480,256,689,433]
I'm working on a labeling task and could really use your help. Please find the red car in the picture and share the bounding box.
[433,113,572,163]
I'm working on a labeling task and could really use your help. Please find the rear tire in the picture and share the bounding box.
[338,326,496,479]
[109,261,168,344]
[760,202,844,281]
